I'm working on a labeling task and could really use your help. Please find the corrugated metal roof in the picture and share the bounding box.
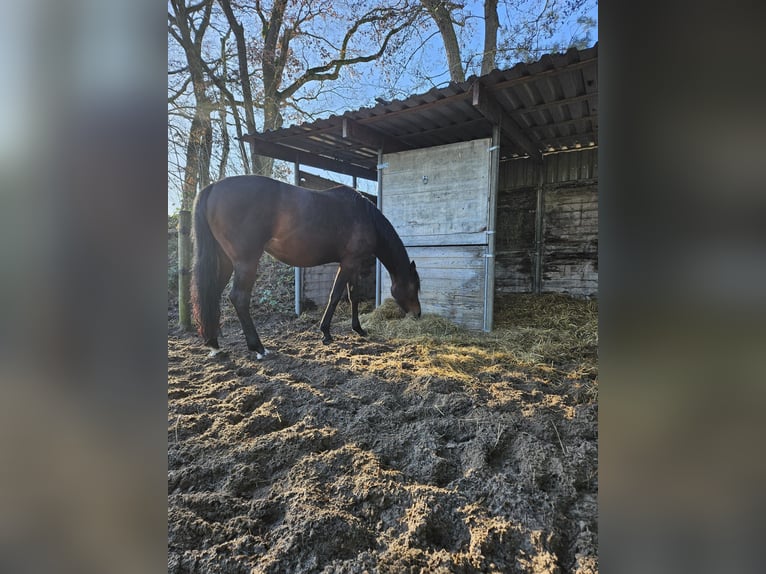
[242,44,598,180]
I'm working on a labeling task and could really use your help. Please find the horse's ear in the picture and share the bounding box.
[410,261,417,270]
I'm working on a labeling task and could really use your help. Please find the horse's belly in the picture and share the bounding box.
[264,238,337,267]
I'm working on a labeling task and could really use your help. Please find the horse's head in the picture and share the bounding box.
[391,261,421,318]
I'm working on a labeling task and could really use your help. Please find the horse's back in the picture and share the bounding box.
[202,176,287,255]
[209,175,286,202]
[203,176,374,268]
[210,175,363,203]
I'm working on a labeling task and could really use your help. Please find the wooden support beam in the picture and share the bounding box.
[293,162,302,316]
[533,166,544,293]
[239,133,377,180]
[341,118,411,153]
[472,80,543,162]
[177,209,192,331]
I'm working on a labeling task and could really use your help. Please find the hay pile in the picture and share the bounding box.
[492,293,598,370]
[495,293,598,333]
[360,295,598,384]
[360,299,462,339]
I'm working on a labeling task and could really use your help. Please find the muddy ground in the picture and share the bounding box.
[168,295,597,573]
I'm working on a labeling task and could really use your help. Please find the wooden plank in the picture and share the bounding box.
[496,152,598,298]
[499,159,538,189]
[390,212,489,240]
[495,167,536,295]
[383,139,492,241]
[495,252,534,294]
[397,231,488,247]
[500,150,598,187]
[398,255,486,270]
[496,191,535,249]
[303,260,376,306]
[381,244,486,330]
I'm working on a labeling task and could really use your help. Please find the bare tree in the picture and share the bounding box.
[167,0,420,327]
[417,0,596,83]
[216,33,231,181]
[216,0,419,177]
[168,0,215,205]
[168,0,215,330]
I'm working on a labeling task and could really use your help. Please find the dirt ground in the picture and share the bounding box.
[168,294,597,573]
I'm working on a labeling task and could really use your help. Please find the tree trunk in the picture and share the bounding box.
[255,91,283,177]
[481,0,499,76]
[218,103,229,181]
[169,0,214,330]
[219,0,270,176]
[177,209,192,329]
[421,0,465,83]
[218,36,230,180]
[178,106,212,331]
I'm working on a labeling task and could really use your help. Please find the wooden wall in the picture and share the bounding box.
[542,183,598,295]
[382,139,491,331]
[496,148,598,298]
[381,139,491,246]
[495,186,536,293]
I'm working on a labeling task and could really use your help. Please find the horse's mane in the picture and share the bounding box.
[326,185,416,286]
[366,199,414,282]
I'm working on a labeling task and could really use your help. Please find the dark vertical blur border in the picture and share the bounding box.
[0,1,167,573]
[601,1,766,572]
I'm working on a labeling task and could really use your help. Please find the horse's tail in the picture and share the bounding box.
[191,182,223,345]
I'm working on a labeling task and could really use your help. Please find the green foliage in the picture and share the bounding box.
[252,254,295,311]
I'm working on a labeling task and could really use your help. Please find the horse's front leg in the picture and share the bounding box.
[347,280,367,337]
[320,266,351,344]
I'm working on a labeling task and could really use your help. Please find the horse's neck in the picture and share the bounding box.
[373,214,409,280]
[378,252,408,282]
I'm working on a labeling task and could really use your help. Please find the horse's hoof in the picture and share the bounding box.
[354,328,368,338]
[207,348,227,358]
[255,348,270,361]
[322,336,333,345]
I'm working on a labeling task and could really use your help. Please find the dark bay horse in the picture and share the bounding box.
[192,175,421,359]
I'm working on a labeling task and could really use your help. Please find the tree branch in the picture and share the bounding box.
[279,13,414,101]
[168,76,193,104]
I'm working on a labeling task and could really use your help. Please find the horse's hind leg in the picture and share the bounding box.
[320,265,356,344]
[206,253,234,355]
[228,261,269,359]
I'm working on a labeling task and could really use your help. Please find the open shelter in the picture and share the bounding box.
[242,44,598,330]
